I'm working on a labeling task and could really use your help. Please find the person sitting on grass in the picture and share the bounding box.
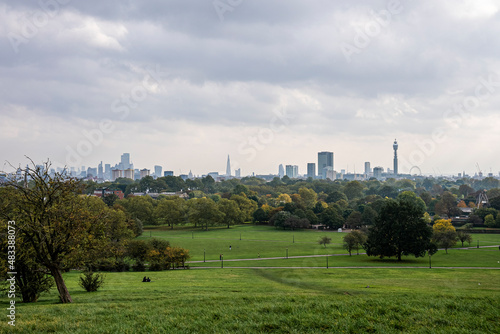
[146,277,151,282]
[142,276,147,282]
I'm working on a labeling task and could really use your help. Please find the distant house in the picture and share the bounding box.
[93,189,125,200]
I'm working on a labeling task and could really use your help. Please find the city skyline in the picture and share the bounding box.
[1,1,500,176]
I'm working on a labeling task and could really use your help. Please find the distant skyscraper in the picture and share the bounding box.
[318,152,334,179]
[285,165,298,178]
[104,164,111,180]
[307,163,316,178]
[226,155,231,176]
[278,164,285,178]
[235,168,241,178]
[393,139,398,175]
[373,167,384,180]
[154,165,162,179]
[364,162,371,175]
[98,161,104,179]
[121,153,133,170]
[140,169,150,179]
[164,171,174,177]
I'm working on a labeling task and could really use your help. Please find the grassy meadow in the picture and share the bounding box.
[1,225,499,333]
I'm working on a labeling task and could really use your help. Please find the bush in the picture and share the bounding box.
[149,262,164,271]
[132,261,146,272]
[79,271,105,292]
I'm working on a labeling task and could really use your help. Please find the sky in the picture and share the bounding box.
[1,0,499,177]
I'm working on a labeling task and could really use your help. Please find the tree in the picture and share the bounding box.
[432,219,457,254]
[253,207,268,224]
[434,192,461,218]
[187,197,223,230]
[433,230,457,254]
[343,181,364,200]
[484,214,498,228]
[230,194,258,222]
[318,236,332,248]
[343,230,367,256]
[326,191,347,204]
[118,196,155,225]
[154,197,185,229]
[456,230,473,247]
[217,198,244,228]
[298,187,317,208]
[0,162,111,303]
[345,211,362,229]
[320,207,344,229]
[270,211,291,229]
[364,198,433,261]
[102,193,119,207]
[397,191,427,212]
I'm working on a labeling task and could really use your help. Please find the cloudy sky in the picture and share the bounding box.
[1,0,499,177]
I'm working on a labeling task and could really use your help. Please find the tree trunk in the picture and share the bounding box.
[49,266,73,303]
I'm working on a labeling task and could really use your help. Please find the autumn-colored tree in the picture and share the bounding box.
[432,219,457,254]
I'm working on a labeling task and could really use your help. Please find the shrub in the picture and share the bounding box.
[132,261,146,272]
[79,271,105,292]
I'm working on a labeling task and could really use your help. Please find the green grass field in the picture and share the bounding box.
[1,225,499,333]
[141,225,500,265]
[1,269,499,333]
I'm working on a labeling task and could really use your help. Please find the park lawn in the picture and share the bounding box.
[141,225,500,262]
[1,269,499,333]
[141,225,349,261]
[190,247,500,268]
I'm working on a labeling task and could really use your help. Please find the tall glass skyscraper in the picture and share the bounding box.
[318,151,334,179]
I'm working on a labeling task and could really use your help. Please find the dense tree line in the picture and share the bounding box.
[98,175,500,230]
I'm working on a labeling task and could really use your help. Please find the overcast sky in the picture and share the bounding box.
[1,0,499,177]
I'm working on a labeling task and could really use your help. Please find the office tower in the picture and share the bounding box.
[235,168,241,178]
[104,164,111,180]
[393,139,398,175]
[154,165,162,179]
[318,151,334,179]
[164,171,174,177]
[226,155,231,176]
[278,164,285,178]
[323,167,335,180]
[140,169,150,179]
[285,165,298,178]
[364,162,371,175]
[307,163,316,178]
[121,153,133,170]
[373,167,384,180]
[98,161,104,179]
